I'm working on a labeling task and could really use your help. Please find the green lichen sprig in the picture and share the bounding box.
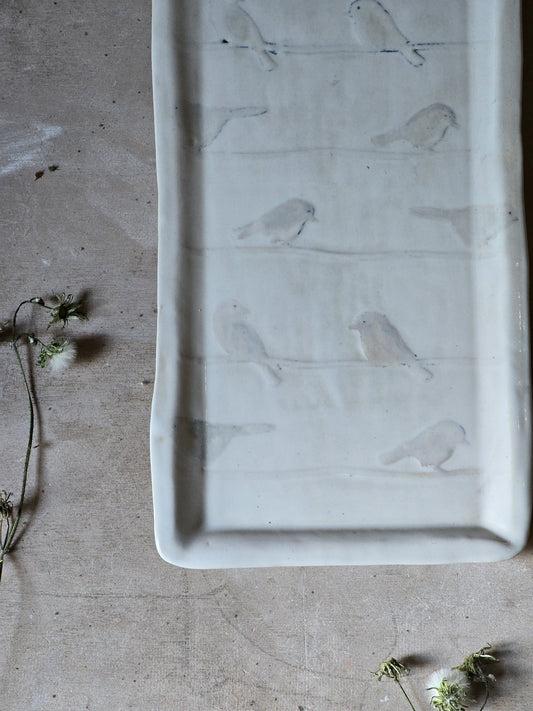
[0,293,86,586]
[374,657,419,711]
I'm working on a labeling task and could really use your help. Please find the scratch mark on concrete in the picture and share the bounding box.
[0,121,63,178]
[209,585,354,682]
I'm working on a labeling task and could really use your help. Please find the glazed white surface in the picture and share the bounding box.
[150,0,530,567]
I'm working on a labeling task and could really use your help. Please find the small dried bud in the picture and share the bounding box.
[375,657,410,682]
[37,338,77,371]
[48,292,86,328]
[427,668,469,711]
[0,491,13,520]
[454,644,497,683]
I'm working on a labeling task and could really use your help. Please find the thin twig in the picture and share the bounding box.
[0,301,38,583]
[478,680,490,711]
[396,679,419,711]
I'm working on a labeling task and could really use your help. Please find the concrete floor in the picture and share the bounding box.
[1,1,533,709]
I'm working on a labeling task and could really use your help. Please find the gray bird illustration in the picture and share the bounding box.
[235,199,317,245]
[410,205,519,246]
[381,420,467,470]
[213,301,282,384]
[209,0,277,70]
[347,0,424,67]
[183,102,268,149]
[177,416,274,463]
[372,103,458,150]
[349,311,433,380]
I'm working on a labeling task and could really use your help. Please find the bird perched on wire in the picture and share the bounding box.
[349,311,433,380]
[409,204,519,246]
[347,0,424,67]
[213,301,282,385]
[235,198,317,246]
[208,0,277,70]
[177,417,274,463]
[372,103,458,150]
[381,420,468,470]
[182,102,268,149]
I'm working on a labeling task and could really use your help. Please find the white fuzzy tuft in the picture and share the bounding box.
[48,340,77,372]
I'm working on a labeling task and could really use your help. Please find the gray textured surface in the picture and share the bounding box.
[0,1,532,709]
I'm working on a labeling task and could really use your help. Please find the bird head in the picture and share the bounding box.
[217,300,250,320]
[445,107,459,128]
[347,0,375,19]
[303,201,318,222]
[440,420,468,445]
[349,311,384,331]
[504,205,520,224]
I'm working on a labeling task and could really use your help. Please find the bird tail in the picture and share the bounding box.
[229,106,268,120]
[381,445,406,466]
[400,45,425,67]
[239,423,275,436]
[372,129,399,147]
[235,222,255,240]
[410,206,449,222]
[261,362,282,386]
[255,49,277,71]
[411,362,434,382]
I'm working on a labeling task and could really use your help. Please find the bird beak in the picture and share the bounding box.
[349,324,358,330]
[451,117,459,128]
[309,215,318,223]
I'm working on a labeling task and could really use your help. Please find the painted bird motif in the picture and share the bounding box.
[209,0,277,70]
[381,420,467,470]
[349,311,433,381]
[372,103,458,150]
[183,102,268,149]
[213,301,282,385]
[347,0,424,67]
[177,417,274,463]
[235,199,317,245]
[410,205,519,246]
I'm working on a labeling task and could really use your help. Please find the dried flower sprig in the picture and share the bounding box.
[427,668,470,711]
[454,645,497,711]
[0,293,86,586]
[374,658,418,711]
[375,646,499,711]
[36,338,77,371]
[46,292,86,329]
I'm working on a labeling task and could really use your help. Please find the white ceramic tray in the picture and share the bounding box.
[150,0,530,568]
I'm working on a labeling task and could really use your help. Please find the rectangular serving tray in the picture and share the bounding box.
[150,0,530,568]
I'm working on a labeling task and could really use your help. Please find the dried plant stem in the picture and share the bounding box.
[478,679,490,711]
[0,301,38,584]
[396,679,419,711]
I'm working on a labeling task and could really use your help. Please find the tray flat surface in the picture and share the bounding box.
[150,0,530,568]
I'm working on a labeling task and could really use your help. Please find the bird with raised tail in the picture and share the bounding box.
[209,0,277,70]
[213,301,282,385]
[183,102,268,149]
[410,205,519,246]
[347,0,424,67]
[372,103,458,150]
[381,420,468,470]
[235,199,317,245]
[177,417,274,463]
[349,311,433,381]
